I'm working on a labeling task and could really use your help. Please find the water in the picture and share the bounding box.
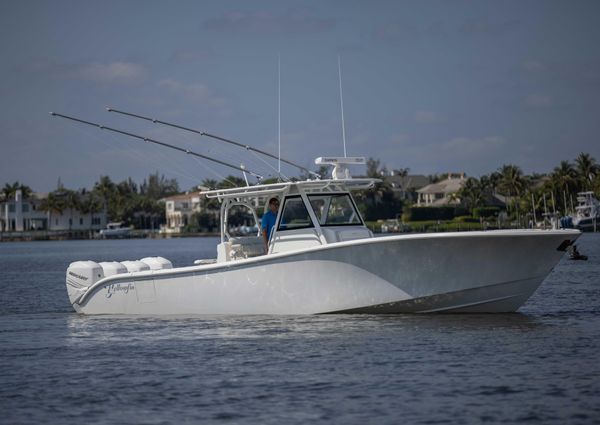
[1,235,599,424]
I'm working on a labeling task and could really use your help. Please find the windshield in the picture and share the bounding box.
[278,196,314,230]
[308,194,362,226]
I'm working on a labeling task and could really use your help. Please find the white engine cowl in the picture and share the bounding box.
[66,261,104,305]
[140,256,173,270]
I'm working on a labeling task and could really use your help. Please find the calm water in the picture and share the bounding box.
[1,235,599,424]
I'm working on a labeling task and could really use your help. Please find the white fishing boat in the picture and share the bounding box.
[65,157,581,315]
[98,222,131,238]
[572,191,600,231]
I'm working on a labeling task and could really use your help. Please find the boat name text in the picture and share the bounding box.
[106,283,135,298]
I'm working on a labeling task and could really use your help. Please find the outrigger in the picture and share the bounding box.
[54,110,581,314]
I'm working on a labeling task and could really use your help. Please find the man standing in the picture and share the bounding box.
[262,197,279,253]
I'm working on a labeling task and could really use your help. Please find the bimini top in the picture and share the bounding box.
[202,178,379,200]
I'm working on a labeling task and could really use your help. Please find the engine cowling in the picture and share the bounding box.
[66,261,104,305]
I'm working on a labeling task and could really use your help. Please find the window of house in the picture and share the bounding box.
[92,217,101,225]
[80,218,83,225]
[8,204,15,213]
[22,204,29,213]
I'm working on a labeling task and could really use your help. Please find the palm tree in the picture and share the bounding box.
[497,165,526,198]
[2,181,32,200]
[39,192,64,230]
[548,160,578,214]
[63,190,81,230]
[574,152,598,191]
[497,165,527,225]
[458,177,485,213]
[93,176,116,220]
[80,193,103,232]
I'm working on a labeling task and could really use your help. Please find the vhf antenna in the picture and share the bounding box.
[338,55,347,158]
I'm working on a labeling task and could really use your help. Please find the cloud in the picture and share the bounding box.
[170,49,215,63]
[203,9,336,34]
[374,18,518,43]
[414,110,439,124]
[373,22,420,42]
[458,18,520,36]
[442,136,506,152]
[76,62,147,84]
[14,59,147,86]
[156,78,228,108]
[522,60,545,73]
[525,94,553,108]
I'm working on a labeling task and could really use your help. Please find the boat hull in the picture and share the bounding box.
[71,230,580,315]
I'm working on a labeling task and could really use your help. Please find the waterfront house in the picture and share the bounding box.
[416,173,466,206]
[0,190,107,233]
[160,192,203,234]
[386,174,430,202]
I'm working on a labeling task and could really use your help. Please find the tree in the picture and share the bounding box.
[458,177,485,213]
[63,190,81,230]
[393,168,410,178]
[496,164,528,224]
[217,175,246,189]
[39,192,64,230]
[2,181,33,200]
[93,176,116,220]
[79,193,103,231]
[140,172,179,200]
[366,158,382,178]
[575,152,598,191]
[497,165,526,198]
[550,160,577,194]
[355,158,402,220]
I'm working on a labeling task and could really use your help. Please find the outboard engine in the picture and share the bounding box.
[120,260,150,272]
[66,261,104,305]
[140,256,173,270]
[99,261,128,277]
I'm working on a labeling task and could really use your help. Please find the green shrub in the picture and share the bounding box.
[455,215,478,223]
[473,206,500,218]
[408,206,455,221]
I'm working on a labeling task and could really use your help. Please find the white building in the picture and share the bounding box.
[0,190,107,232]
[161,192,202,234]
[416,173,466,206]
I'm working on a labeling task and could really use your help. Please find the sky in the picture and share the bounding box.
[1,0,599,192]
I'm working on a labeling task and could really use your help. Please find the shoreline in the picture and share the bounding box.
[0,230,220,242]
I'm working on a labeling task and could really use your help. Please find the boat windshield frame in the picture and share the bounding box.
[277,195,316,232]
[306,192,364,227]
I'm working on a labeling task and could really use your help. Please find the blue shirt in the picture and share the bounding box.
[261,210,278,240]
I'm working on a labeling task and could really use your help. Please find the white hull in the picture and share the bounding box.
[71,229,579,315]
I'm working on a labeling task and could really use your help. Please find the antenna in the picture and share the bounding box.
[278,55,281,177]
[338,55,347,157]
[50,112,263,179]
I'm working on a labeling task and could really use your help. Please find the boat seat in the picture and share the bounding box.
[229,236,264,259]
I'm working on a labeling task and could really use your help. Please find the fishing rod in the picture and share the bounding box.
[105,107,319,177]
[49,112,263,180]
